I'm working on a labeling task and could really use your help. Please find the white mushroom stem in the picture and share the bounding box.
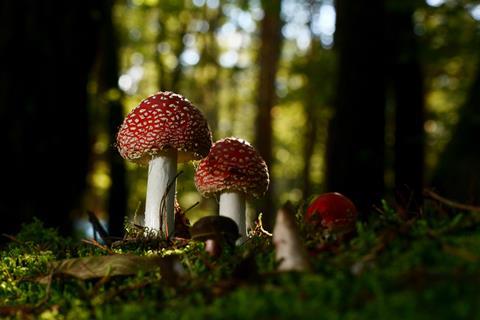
[219,191,246,243]
[144,150,177,238]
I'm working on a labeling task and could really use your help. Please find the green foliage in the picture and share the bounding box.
[2,206,480,319]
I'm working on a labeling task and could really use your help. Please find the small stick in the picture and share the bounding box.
[160,170,183,238]
[257,213,272,237]
[2,233,23,245]
[183,201,200,215]
[423,189,480,213]
[81,239,115,255]
[87,211,111,245]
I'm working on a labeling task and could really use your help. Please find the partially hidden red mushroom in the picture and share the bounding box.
[194,137,269,242]
[116,91,212,238]
[305,192,357,235]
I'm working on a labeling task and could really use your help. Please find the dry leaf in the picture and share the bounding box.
[37,255,182,283]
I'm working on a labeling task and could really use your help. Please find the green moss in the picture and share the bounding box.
[2,206,480,319]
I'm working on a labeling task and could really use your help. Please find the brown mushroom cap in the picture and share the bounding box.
[191,215,240,246]
[194,137,269,198]
[116,91,212,165]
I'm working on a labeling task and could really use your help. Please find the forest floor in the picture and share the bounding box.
[1,200,480,319]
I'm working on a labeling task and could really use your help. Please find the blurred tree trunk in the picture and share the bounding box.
[97,0,128,237]
[326,0,386,214]
[386,2,425,211]
[155,17,167,91]
[169,22,188,92]
[255,0,283,230]
[432,51,480,205]
[198,4,222,135]
[155,9,187,92]
[302,42,320,200]
[0,0,102,237]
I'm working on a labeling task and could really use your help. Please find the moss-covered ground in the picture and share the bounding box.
[2,202,480,319]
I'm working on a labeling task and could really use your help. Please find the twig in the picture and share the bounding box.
[2,233,23,245]
[352,219,416,275]
[132,201,143,226]
[160,170,183,238]
[183,201,200,215]
[2,233,42,251]
[134,223,146,230]
[81,239,115,255]
[423,189,480,213]
[258,213,272,237]
[87,211,111,245]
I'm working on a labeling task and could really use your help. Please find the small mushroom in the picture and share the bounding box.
[191,216,240,257]
[194,138,269,243]
[273,203,311,272]
[116,91,212,238]
[305,192,357,236]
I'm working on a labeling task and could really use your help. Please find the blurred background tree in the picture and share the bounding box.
[0,0,103,236]
[325,0,386,214]
[1,0,480,238]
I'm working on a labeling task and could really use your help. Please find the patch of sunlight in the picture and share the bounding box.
[288,75,306,91]
[309,150,325,189]
[445,58,462,76]
[219,51,238,68]
[237,52,251,68]
[312,0,336,48]
[180,48,200,66]
[427,90,455,113]
[118,65,144,95]
[193,0,205,7]
[206,0,219,9]
[183,33,196,47]
[426,0,445,7]
[91,162,111,191]
[164,54,179,69]
[144,0,158,6]
[272,101,307,181]
[132,0,144,6]
[470,5,480,20]
[119,75,133,92]
[75,217,108,240]
[424,120,439,134]
[93,132,109,154]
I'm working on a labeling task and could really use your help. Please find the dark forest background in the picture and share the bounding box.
[1,0,480,238]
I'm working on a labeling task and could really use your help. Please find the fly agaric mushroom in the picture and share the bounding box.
[116,91,212,237]
[305,192,357,235]
[194,137,269,242]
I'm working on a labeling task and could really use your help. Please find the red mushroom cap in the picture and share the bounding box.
[116,91,212,164]
[305,192,357,234]
[194,137,269,198]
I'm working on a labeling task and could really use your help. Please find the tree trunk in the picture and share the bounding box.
[432,52,480,205]
[198,4,222,135]
[96,0,128,237]
[254,0,283,230]
[326,0,386,215]
[0,0,102,237]
[302,42,320,200]
[386,2,425,211]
